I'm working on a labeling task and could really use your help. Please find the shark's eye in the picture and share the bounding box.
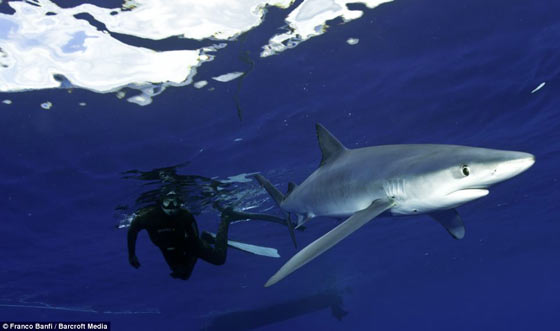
[461,165,470,176]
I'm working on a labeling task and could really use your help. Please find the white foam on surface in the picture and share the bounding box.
[65,0,294,41]
[194,80,208,89]
[41,101,52,110]
[127,94,153,106]
[0,0,390,105]
[346,37,359,45]
[212,72,244,82]
[0,0,204,97]
[261,0,392,57]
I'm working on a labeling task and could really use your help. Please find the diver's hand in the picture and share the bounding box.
[129,255,141,269]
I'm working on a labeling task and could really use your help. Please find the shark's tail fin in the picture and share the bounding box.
[254,174,297,248]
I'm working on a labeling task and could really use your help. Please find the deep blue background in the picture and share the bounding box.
[1,0,559,329]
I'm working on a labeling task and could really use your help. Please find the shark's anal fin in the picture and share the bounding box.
[429,209,465,240]
[265,198,396,287]
[316,123,348,166]
[295,214,310,229]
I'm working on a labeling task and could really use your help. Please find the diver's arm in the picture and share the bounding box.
[127,215,146,268]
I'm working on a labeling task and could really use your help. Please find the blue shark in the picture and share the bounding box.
[256,124,535,286]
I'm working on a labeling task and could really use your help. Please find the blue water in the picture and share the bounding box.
[1,0,559,330]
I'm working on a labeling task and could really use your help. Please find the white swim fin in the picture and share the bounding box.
[206,232,280,258]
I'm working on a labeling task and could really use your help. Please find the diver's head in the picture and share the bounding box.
[160,191,182,216]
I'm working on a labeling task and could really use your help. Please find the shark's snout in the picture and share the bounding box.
[500,152,535,177]
[480,152,535,186]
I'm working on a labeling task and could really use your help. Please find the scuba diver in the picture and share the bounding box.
[127,191,290,280]
[128,191,233,279]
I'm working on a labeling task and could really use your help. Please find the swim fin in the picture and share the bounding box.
[205,232,280,258]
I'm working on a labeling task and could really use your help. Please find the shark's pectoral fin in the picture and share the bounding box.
[429,209,465,240]
[265,198,396,287]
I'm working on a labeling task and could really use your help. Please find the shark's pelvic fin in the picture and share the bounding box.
[265,198,396,287]
[429,209,465,240]
[287,182,297,195]
[316,123,348,166]
[254,174,298,248]
[295,214,310,229]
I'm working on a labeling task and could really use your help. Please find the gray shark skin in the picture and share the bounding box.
[256,124,535,287]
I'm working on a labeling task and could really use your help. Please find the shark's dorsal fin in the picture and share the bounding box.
[316,123,347,166]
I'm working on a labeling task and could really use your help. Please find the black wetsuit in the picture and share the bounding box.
[127,206,230,280]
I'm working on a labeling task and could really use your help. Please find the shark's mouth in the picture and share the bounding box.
[446,189,489,201]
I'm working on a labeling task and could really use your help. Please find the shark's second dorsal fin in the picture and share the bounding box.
[316,123,347,166]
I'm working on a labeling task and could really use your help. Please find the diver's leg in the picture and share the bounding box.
[171,257,197,280]
[164,251,197,280]
[217,205,288,226]
[197,217,231,265]
[196,207,290,265]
